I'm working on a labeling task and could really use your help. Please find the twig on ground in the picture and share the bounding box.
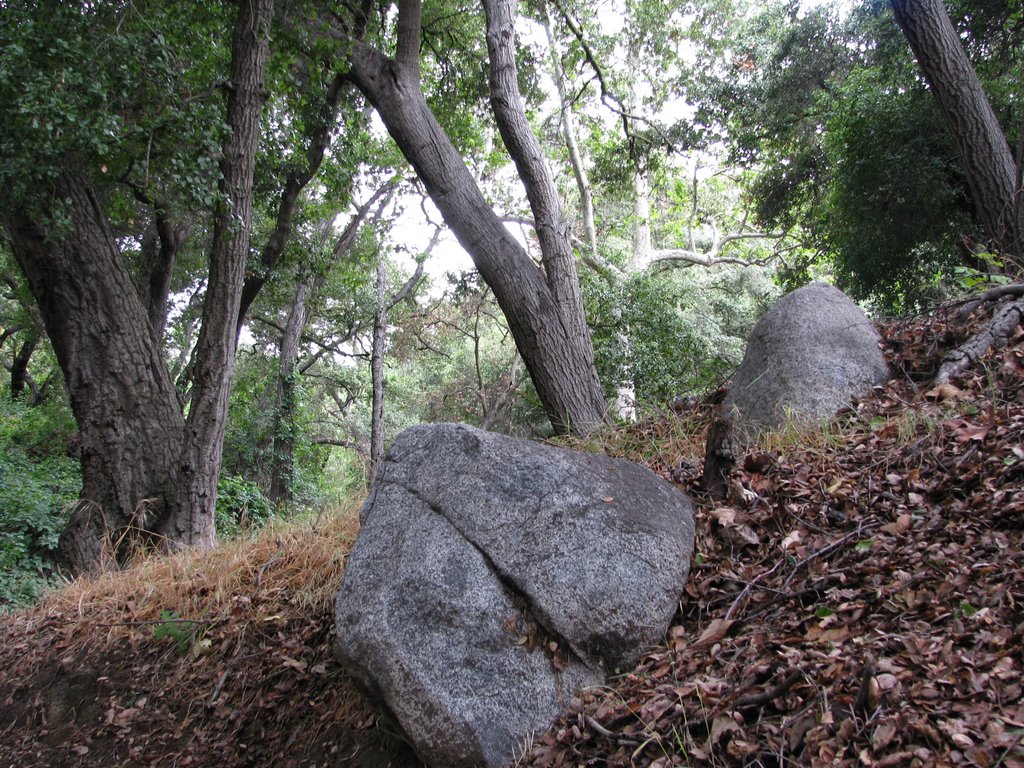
[725,523,875,622]
[734,669,803,709]
[853,656,877,716]
[584,715,617,739]
[97,617,215,627]
[208,669,230,706]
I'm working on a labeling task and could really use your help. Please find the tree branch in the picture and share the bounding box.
[396,0,422,74]
[236,70,352,335]
[649,231,791,270]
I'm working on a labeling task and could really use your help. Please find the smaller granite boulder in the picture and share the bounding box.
[335,423,696,768]
[723,282,888,441]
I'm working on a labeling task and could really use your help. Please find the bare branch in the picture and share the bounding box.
[649,231,792,270]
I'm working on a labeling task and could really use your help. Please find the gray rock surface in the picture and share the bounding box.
[335,423,696,768]
[723,282,889,441]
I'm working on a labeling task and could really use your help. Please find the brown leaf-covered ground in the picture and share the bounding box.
[1,298,1022,768]
[526,300,1024,768]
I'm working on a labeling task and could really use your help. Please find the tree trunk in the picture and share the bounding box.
[2,0,274,572]
[348,0,607,435]
[6,169,186,571]
[268,179,399,501]
[541,6,599,264]
[269,281,310,505]
[134,197,189,340]
[9,328,39,400]
[369,253,387,485]
[162,0,274,549]
[702,415,737,500]
[891,0,1023,265]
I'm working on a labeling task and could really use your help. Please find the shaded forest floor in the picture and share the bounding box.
[2,299,1022,767]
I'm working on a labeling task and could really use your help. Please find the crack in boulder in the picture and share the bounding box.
[335,423,695,767]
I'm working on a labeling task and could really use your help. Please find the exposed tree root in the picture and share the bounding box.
[935,296,1024,384]
[955,282,1024,319]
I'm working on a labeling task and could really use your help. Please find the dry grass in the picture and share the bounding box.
[0,500,413,768]
[11,500,361,649]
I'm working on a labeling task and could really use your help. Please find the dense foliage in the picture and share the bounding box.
[703,1,1022,308]
[0,397,79,608]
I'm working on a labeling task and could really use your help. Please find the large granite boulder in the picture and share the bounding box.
[724,282,889,441]
[335,423,695,768]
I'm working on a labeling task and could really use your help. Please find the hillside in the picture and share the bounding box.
[1,299,1022,768]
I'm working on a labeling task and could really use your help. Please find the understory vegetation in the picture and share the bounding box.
[0,304,1020,767]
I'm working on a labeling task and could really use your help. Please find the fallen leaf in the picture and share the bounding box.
[881,514,912,535]
[925,383,963,401]
[710,507,738,526]
[953,421,990,442]
[708,714,741,746]
[695,618,735,648]
[781,530,802,551]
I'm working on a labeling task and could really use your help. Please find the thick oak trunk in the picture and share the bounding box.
[348,0,607,434]
[6,170,185,570]
[3,0,274,571]
[891,0,1023,264]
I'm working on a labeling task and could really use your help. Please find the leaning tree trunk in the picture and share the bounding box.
[348,0,607,435]
[6,170,186,571]
[891,0,1023,266]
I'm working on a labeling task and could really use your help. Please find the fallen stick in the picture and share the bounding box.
[935,298,1024,384]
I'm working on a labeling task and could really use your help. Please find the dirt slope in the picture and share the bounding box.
[0,510,420,767]
[1,299,1022,768]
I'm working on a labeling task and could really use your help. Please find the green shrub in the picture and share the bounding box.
[215,474,274,539]
[0,396,80,610]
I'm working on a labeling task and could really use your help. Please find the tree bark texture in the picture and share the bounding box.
[5,170,186,570]
[702,416,738,500]
[2,0,274,571]
[163,0,274,549]
[935,298,1024,384]
[891,0,1023,265]
[369,254,387,485]
[348,0,607,434]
